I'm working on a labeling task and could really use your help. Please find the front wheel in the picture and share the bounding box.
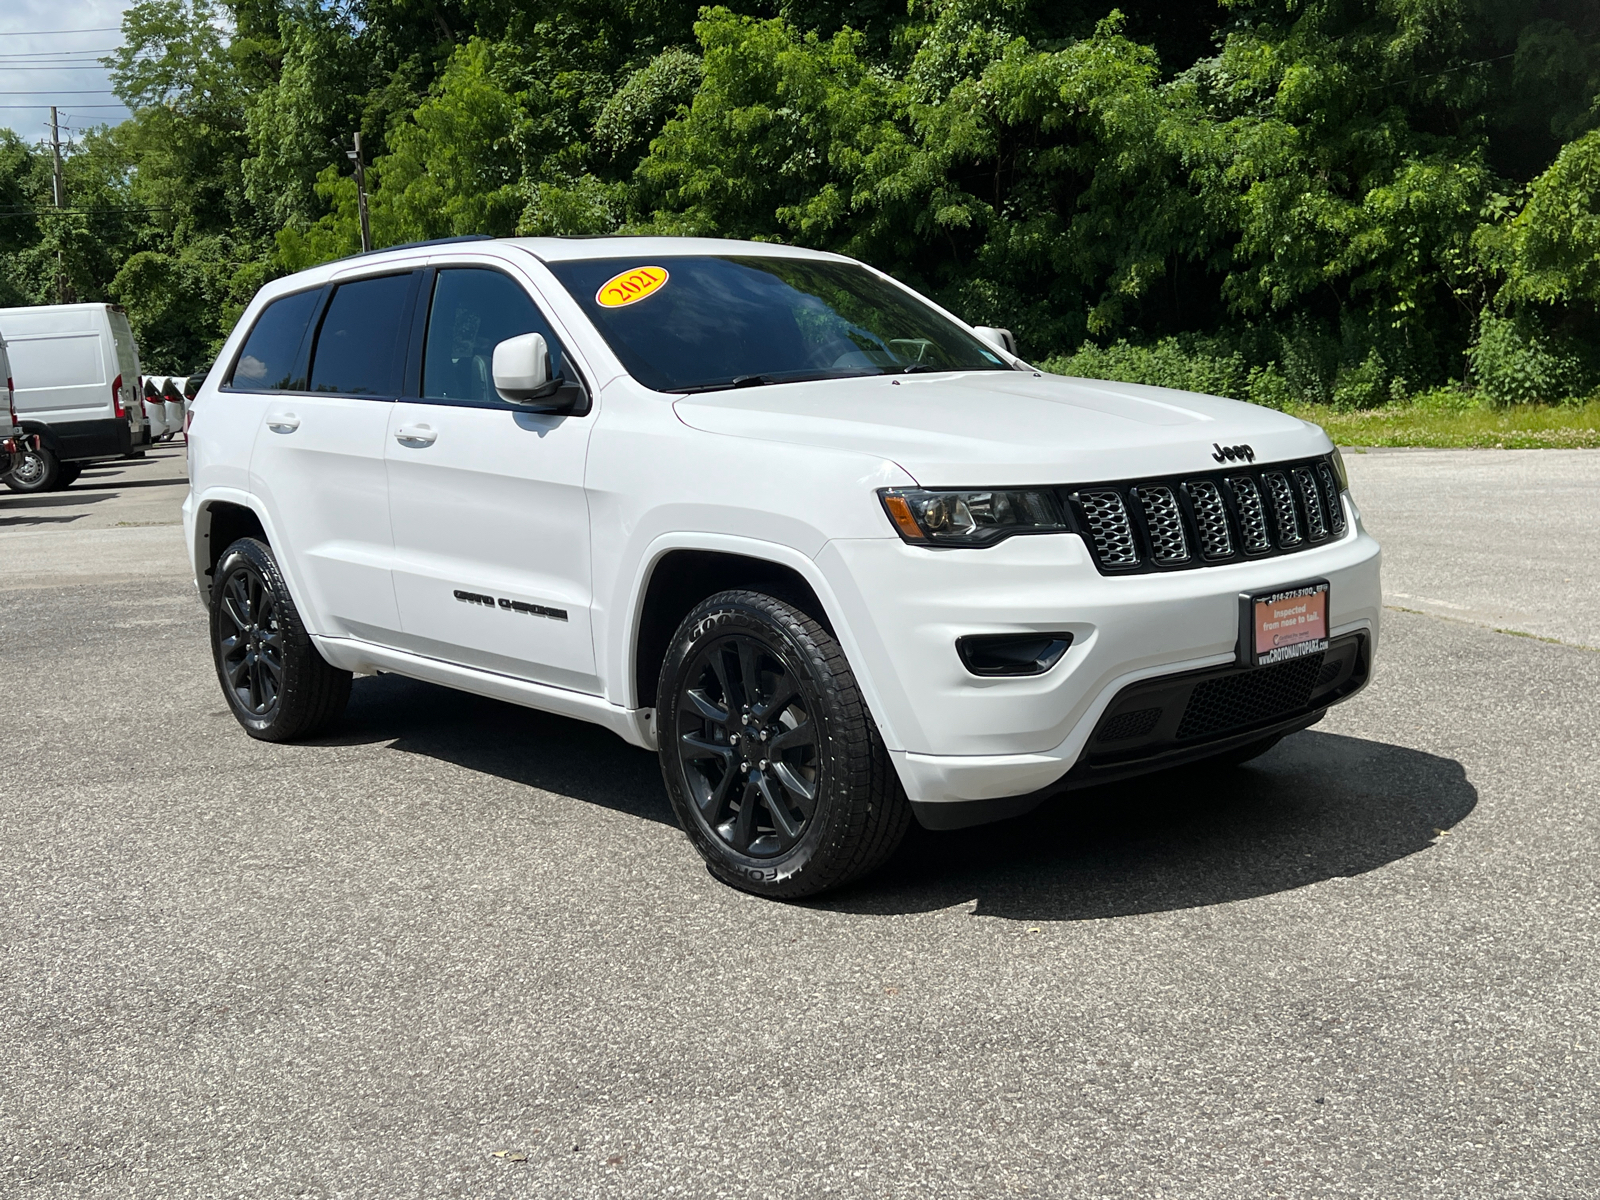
[210,537,351,741]
[2,443,59,493]
[657,589,910,899]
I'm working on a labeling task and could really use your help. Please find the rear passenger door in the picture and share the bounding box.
[384,263,598,692]
[247,270,420,642]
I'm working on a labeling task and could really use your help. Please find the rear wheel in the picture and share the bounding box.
[2,443,59,493]
[657,589,910,899]
[210,537,351,741]
[55,463,82,488]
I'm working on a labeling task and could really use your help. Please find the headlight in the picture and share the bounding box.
[1330,446,1348,491]
[878,487,1068,546]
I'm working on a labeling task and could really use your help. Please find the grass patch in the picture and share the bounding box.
[1285,397,1600,448]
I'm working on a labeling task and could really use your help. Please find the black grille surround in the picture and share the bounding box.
[1062,453,1348,576]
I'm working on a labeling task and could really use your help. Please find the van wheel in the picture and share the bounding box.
[210,537,351,741]
[55,463,82,488]
[657,589,910,899]
[2,444,59,493]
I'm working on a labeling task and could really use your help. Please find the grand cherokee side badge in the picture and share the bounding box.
[1212,442,1255,463]
[454,589,568,621]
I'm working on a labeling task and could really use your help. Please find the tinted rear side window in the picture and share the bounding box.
[228,288,321,392]
[308,274,413,396]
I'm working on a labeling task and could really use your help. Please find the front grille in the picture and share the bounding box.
[1136,485,1190,564]
[1079,490,1139,567]
[1185,480,1233,559]
[1063,453,1347,575]
[1176,652,1325,740]
[1316,462,1346,536]
[1228,476,1273,554]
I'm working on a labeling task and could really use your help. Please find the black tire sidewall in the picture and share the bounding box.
[2,444,58,493]
[657,594,857,895]
[209,537,326,740]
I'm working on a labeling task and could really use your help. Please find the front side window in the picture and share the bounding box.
[227,288,321,392]
[545,255,1011,393]
[307,273,413,396]
[422,268,563,403]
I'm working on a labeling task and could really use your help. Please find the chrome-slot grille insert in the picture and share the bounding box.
[1262,471,1303,547]
[1228,476,1273,554]
[1293,465,1328,540]
[1184,480,1233,559]
[1316,462,1346,536]
[1136,485,1190,564]
[1077,490,1139,567]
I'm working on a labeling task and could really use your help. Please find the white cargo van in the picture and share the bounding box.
[0,303,148,492]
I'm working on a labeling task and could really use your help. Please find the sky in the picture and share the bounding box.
[0,0,133,145]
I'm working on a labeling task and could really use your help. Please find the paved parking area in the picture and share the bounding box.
[2,447,1597,1198]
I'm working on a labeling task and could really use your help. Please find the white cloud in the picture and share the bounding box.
[0,0,134,148]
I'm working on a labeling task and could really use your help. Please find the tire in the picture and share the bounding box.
[2,443,59,493]
[1200,732,1283,770]
[656,589,911,899]
[209,537,351,741]
[55,463,82,488]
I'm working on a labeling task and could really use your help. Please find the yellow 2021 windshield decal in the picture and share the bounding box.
[596,265,669,308]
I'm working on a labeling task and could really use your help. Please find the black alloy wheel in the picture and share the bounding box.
[676,630,819,859]
[658,589,910,899]
[209,537,351,741]
[216,559,286,717]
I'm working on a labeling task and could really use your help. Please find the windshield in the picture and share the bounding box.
[546,255,1012,393]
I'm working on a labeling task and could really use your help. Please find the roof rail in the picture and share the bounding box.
[351,234,494,258]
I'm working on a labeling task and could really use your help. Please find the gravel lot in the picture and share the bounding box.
[2,444,1597,1199]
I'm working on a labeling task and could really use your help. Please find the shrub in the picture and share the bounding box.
[1468,313,1591,407]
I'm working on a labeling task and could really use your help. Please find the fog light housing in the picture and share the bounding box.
[956,632,1073,677]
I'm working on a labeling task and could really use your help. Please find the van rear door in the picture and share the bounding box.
[107,308,147,445]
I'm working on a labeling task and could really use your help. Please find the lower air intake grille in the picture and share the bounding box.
[1137,485,1190,564]
[1078,490,1139,567]
[1176,653,1324,740]
[1099,707,1163,743]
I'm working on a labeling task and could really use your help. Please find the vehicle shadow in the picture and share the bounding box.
[321,676,1475,921]
[0,492,112,509]
[821,731,1477,921]
[324,672,672,827]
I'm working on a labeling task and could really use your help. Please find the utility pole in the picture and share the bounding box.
[49,105,68,303]
[347,131,373,253]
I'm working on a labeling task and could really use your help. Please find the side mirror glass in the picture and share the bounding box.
[972,326,1017,356]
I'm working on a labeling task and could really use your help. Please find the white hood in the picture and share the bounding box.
[673,370,1328,486]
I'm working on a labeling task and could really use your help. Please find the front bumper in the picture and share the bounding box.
[817,500,1381,817]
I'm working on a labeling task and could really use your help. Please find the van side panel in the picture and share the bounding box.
[0,304,144,459]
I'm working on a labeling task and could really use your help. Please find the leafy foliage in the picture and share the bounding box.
[0,0,1594,399]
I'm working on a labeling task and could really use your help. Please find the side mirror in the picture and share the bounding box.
[493,333,556,402]
[492,333,591,415]
[973,326,1017,356]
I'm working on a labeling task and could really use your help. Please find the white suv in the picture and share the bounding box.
[184,236,1381,897]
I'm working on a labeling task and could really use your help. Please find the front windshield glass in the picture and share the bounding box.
[546,255,1012,392]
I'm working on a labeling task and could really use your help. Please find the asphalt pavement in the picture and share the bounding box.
[2,443,1597,1199]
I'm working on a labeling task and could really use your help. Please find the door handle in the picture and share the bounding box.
[394,424,438,447]
[265,413,300,433]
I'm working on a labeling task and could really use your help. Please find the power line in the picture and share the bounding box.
[0,103,128,109]
[0,26,123,36]
[0,90,120,95]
